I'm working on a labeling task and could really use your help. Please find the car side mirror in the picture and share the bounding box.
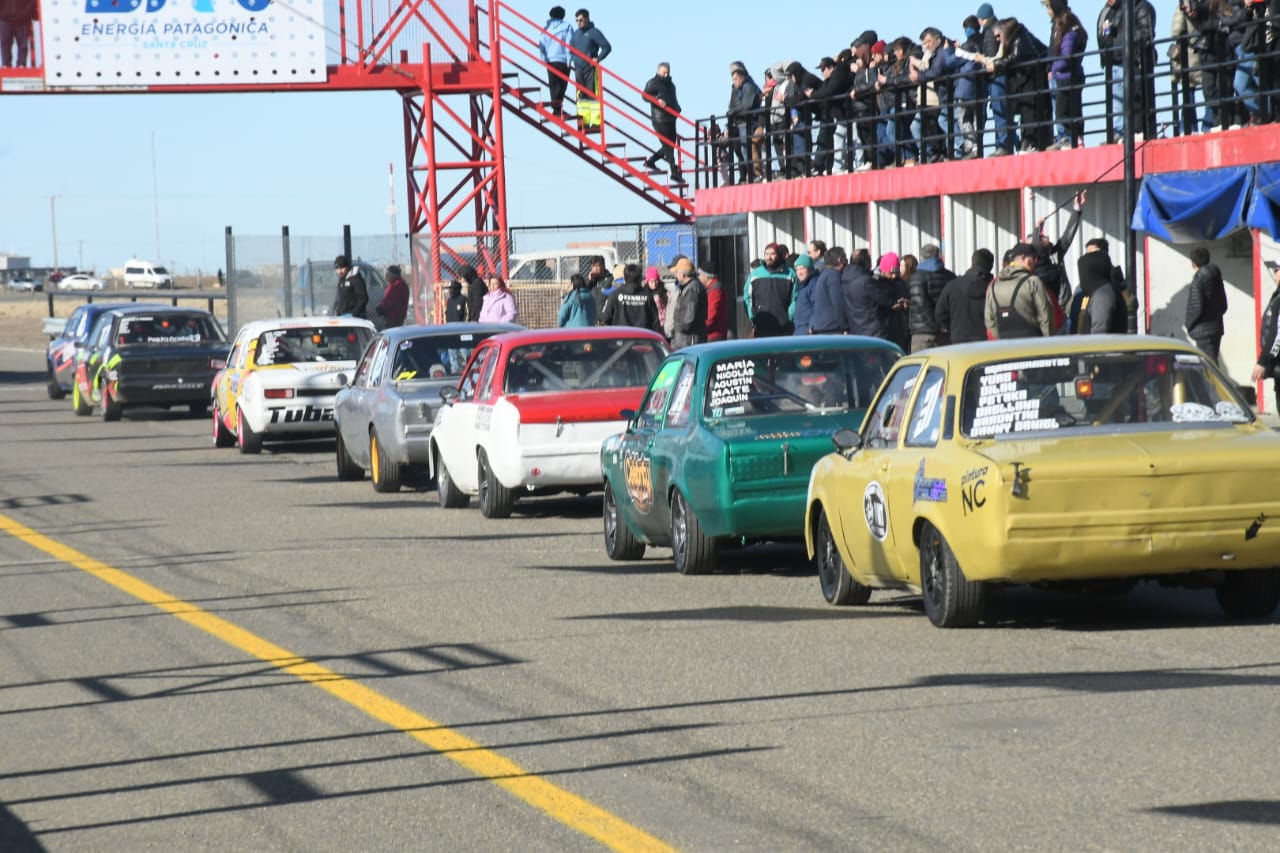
[440,386,459,404]
[620,407,637,432]
[832,428,862,455]
[334,373,349,387]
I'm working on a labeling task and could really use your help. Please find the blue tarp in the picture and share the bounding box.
[1245,161,1280,239]
[1132,166,1253,243]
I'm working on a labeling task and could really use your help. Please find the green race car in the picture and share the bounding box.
[600,336,901,573]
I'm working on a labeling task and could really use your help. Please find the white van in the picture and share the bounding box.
[122,259,174,289]
[507,247,620,285]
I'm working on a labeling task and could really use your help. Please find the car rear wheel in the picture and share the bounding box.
[603,480,645,560]
[212,405,236,448]
[370,430,402,493]
[670,490,716,575]
[47,364,66,400]
[1215,569,1280,620]
[237,407,263,455]
[335,429,364,481]
[477,449,514,518]
[919,521,985,628]
[436,449,469,508]
[73,383,92,416]
[102,385,123,422]
[816,508,872,606]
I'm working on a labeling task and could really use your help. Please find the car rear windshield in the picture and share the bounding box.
[116,314,225,345]
[961,350,1252,438]
[504,337,667,394]
[391,332,501,379]
[255,326,372,365]
[704,348,898,418]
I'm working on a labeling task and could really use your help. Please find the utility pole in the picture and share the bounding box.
[49,195,59,274]
[387,162,399,264]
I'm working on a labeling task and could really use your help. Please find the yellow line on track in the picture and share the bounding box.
[0,512,675,853]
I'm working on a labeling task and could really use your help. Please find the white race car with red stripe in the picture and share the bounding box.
[212,317,375,454]
[429,327,669,518]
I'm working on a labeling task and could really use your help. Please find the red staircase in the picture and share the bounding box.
[484,2,696,222]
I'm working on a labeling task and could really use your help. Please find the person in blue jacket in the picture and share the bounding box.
[791,254,817,335]
[808,247,849,334]
[538,6,575,115]
[558,273,596,327]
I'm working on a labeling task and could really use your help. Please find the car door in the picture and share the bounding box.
[336,336,385,467]
[50,306,87,387]
[831,363,922,584]
[435,343,497,493]
[215,331,248,418]
[612,357,695,540]
[887,365,948,586]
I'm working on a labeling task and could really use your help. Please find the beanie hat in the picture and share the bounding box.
[793,254,814,270]
[878,252,900,275]
[871,40,886,57]
[669,257,695,275]
[976,3,995,20]
[644,266,660,283]
[334,254,351,269]
[386,264,402,278]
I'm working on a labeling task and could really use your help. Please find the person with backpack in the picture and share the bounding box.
[557,273,596,327]
[984,243,1055,338]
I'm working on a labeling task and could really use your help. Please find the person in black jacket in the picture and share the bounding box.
[1185,246,1229,363]
[456,263,487,325]
[1251,260,1280,403]
[908,244,955,351]
[807,56,853,175]
[600,263,661,332]
[643,62,683,183]
[935,249,995,344]
[986,17,1052,152]
[784,61,823,178]
[727,64,762,184]
[331,255,368,319]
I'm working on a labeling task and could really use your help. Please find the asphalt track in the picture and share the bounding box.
[2,346,1280,852]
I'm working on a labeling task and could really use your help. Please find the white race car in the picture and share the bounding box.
[212,317,375,454]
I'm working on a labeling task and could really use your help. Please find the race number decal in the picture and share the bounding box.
[863,481,889,542]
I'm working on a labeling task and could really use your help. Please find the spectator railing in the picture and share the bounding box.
[695,16,1280,189]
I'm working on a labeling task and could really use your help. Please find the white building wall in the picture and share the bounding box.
[749,210,805,259]
[810,205,869,254]
[872,199,941,260]
[944,191,1021,273]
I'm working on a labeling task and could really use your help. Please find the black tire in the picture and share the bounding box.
[189,402,207,416]
[212,405,236,448]
[603,479,645,560]
[477,449,514,518]
[72,382,92,416]
[102,385,123,422]
[919,521,985,628]
[1216,569,1280,620]
[335,429,364,480]
[47,364,66,400]
[816,508,872,606]
[370,430,402,493]
[237,407,263,455]
[670,489,716,575]
[436,449,469,508]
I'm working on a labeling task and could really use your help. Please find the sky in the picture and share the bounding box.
[0,1,1071,275]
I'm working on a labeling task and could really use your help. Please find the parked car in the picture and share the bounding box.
[600,336,901,573]
[122,259,174,289]
[44,302,140,399]
[57,273,106,291]
[211,317,376,454]
[7,276,39,292]
[333,322,523,491]
[71,305,228,420]
[431,327,668,517]
[804,335,1280,628]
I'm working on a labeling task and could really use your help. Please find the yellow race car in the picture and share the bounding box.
[805,335,1280,628]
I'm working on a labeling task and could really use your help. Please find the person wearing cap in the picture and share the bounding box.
[538,6,574,116]
[455,263,486,324]
[668,257,707,349]
[975,3,1017,156]
[807,53,854,176]
[371,264,409,330]
[643,62,683,183]
[600,263,661,333]
[1251,260,1280,407]
[848,38,881,170]
[331,254,369,319]
[699,263,730,341]
[743,243,799,337]
[1185,247,1228,364]
[784,61,823,179]
[791,254,817,336]
[727,65,763,184]
[984,243,1055,338]
[444,278,469,323]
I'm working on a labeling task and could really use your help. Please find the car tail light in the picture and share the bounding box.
[210,358,226,369]
[264,388,295,399]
